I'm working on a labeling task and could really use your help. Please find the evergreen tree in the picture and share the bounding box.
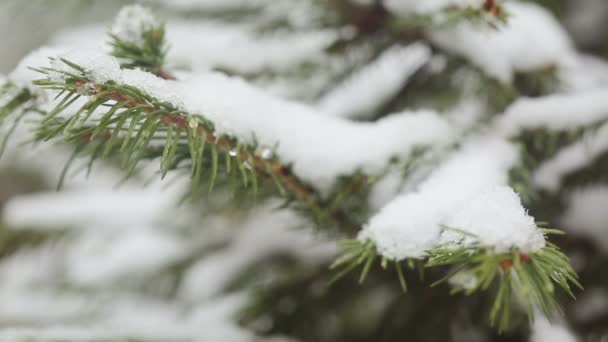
[1,0,607,341]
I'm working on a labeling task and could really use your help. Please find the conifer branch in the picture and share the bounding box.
[0,82,32,124]
[32,62,312,198]
[331,0,507,36]
[388,1,508,33]
[331,228,581,332]
[426,233,581,332]
[109,5,172,79]
[0,82,33,157]
[509,121,607,205]
[27,59,376,231]
[0,224,63,258]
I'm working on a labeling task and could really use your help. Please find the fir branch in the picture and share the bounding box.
[331,228,580,332]
[109,27,171,79]
[330,239,416,292]
[509,121,607,205]
[0,82,32,124]
[0,82,34,157]
[388,0,508,33]
[426,229,581,332]
[0,224,63,258]
[29,59,374,231]
[109,6,172,79]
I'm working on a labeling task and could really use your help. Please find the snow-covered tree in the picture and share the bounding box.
[1,0,608,341]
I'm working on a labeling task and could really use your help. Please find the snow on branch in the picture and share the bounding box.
[562,186,608,251]
[110,5,158,44]
[318,43,432,119]
[361,138,520,260]
[29,50,453,192]
[498,87,608,136]
[384,0,486,16]
[165,23,339,74]
[534,122,608,191]
[144,0,266,12]
[331,138,580,330]
[431,1,574,83]
[109,5,170,78]
[440,185,545,252]
[0,0,592,340]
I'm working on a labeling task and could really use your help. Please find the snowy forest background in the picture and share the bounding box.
[2,0,608,341]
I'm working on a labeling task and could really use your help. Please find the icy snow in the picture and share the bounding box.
[318,43,431,119]
[431,1,575,83]
[360,139,528,260]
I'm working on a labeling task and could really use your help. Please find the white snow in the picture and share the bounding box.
[8,46,69,91]
[179,74,451,190]
[368,167,407,212]
[431,1,575,83]
[534,122,608,191]
[146,0,266,11]
[0,247,89,323]
[561,186,608,251]
[318,43,431,119]
[110,5,158,44]
[0,294,262,342]
[560,54,608,91]
[498,87,608,136]
[0,149,326,341]
[359,191,445,259]
[383,0,484,16]
[66,229,185,287]
[530,317,578,342]
[3,189,179,229]
[180,203,335,300]
[360,138,525,260]
[50,20,339,75]
[448,269,479,290]
[443,186,545,252]
[167,22,339,73]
